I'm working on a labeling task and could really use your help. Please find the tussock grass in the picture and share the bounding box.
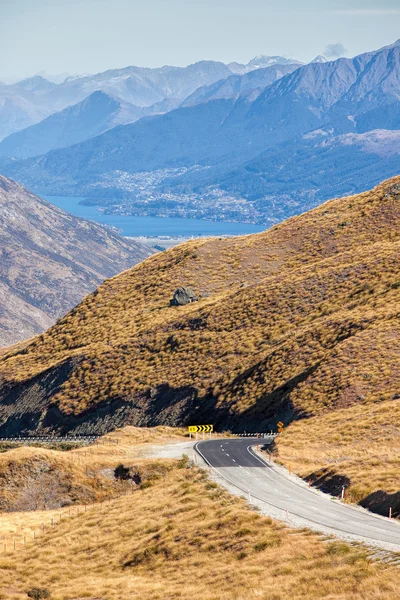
[1,177,400,508]
[276,400,400,502]
[0,426,185,515]
[1,435,399,600]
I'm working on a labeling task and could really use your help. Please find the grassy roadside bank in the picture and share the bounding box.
[0,427,399,600]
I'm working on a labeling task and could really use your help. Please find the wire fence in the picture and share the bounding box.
[0,435,126,445]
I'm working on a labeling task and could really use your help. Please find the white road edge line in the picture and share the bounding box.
[246,444,400,525]
[194,439,400,549]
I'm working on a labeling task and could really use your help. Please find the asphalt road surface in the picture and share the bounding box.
[195,437,400,550]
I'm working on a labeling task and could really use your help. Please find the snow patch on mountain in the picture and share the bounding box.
[333,129,400,157]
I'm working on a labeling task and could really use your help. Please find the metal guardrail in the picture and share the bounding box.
[0,432,278,444]
[0,435,99,444]
[232,432,278,438]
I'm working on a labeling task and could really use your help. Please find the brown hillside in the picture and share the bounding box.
[3,428,400,600]
[0,176,153,346]
[0,426,185,512]
[0,176,399,504]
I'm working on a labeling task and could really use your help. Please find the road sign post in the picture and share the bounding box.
[188,425,213,434]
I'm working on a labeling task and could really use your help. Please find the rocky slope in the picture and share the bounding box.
[0,176,152,346]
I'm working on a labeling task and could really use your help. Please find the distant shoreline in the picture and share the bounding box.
[43,195,266,239]
[126,234,236,250]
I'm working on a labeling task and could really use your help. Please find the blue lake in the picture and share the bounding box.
[43,196,266,237]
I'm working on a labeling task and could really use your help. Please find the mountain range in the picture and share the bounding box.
[1,41,400,225]
[0,55,303,144]
[0,91,145,159]
[0,176,152,346]
[0,175,398,518]
[181,62,301,107]
[0,79,50,142]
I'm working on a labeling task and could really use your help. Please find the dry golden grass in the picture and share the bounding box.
[1,177,400,508]
[0,426,186,516]
[274,400,400,502]
[1,440,400,600]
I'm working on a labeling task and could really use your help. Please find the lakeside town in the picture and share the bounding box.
[85,167,271,224]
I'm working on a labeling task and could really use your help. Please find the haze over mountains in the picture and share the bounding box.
[0,91,146,159]
[0,62,304,161]
[1,41,400,225]
[0,176,152,346]
[0,54,301,144]
[181,62,300,107]
[0,79,50,142]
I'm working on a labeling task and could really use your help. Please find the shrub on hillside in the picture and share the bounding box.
[114,463,141,484]
[26,588,50,600]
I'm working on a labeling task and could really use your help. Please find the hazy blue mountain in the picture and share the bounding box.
[10,75,57,94]
[39,61,237,113]
[0,91,144,158]
[213,55,303,75]
[0,62,301,159]
[0,55,304,143]
[0,84,51,141]
[215,129,400,217]
[3,41,400,223]
[246,55,302,70]
[0,99,238,194]
[35,71,81,84]
[0,61,239,141]
[0,77,59,141]
[327,42,400,125]
[310,55,328,63]
[181,63,301,106]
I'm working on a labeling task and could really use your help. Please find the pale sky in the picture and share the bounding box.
[1,0,400,80]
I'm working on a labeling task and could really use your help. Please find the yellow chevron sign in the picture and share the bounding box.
[188,425,213,433]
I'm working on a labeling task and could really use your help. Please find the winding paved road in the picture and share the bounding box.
[195,437,400,551]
